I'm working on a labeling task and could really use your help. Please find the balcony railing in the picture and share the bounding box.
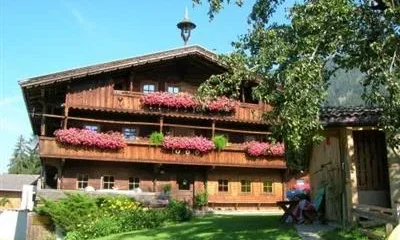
[66,89,270,123]
[40,137,286,169]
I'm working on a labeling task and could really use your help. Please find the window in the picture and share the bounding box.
[77,174,88,189]
[178,178,190,190]
[102,175,114,189]
[241,180,251,193]
[218,179,228,192]
[263,181,273,193]
[142,83,156,94]
[167,85,180,94]
[129,177,140,190]
[123,128,137,141]
[84,125,99,132]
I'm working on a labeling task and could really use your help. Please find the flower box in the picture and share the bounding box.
[245,141,285,157]
[54,128,126,150]
[140,92,238,114]
[162,136,214,154]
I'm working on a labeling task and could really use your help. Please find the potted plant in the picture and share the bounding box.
[194,191,208,212]
[149,132,164,146]
[212,135,228,151]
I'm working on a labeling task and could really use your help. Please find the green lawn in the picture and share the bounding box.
[95,215,301,240]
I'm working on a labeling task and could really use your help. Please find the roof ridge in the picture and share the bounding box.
[19,45,224,88]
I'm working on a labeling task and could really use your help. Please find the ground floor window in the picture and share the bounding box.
[102,175,114,189]
[263,181,273,193]
[129,177,140,190]
[178,178,190,190]
[241,180,251,193]
[218,179,228,192]
[76,174,88,189]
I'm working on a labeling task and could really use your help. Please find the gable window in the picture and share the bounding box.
[76,174,88,189]
[218,179,228,192]
[167,85,180,94]
[123,128,137,141]
[102,175,114,189]
[241,180,251,193]
[84,125,99,132]
[129,177,140,190]
[263,181,273,193]
[142,83,156,94]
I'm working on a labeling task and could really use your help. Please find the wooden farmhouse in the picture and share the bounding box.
[20,45,289,210]
[310,107,400,224]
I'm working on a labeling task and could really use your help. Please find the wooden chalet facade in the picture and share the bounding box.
[20,46,286,209]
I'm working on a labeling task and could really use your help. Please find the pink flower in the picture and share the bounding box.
[163,136,214,153]
[246,141,284,157]
[54,128,126,150]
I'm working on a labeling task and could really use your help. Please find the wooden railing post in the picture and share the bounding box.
[211,121,215,138]
[396,201,400,224]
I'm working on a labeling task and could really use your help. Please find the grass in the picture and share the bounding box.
[95,215,301,240]
[321,228,370,240]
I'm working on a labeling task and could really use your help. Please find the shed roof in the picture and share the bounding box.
[321,107,380,126]
[0,173,39,192]
[19,45,226,88]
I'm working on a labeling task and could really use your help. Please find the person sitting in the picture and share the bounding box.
[292,195,317,224]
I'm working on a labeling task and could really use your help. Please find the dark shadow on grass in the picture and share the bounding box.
[97,215,301,240]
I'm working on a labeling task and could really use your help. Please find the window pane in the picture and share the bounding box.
[263,181,273,193]
[84,125,98,132]
[167,86,180,94]
[143,84,156,93]
[123,128,137,140]
[241,180,251,193]
[218,179,228,192]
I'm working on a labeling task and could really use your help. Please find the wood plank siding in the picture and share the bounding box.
[66,83,270,123]
[39,137,286,169]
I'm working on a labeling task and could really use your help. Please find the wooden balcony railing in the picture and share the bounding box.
[39,137,286,169]
[66,88,270,123]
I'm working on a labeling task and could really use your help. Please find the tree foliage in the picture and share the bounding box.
[194,0,400,170]
[8,135,41,174]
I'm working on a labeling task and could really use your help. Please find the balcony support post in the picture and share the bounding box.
[160,116,164,133]
[212,121,216,138]
[63,107,69,129]
[129,71,135,91]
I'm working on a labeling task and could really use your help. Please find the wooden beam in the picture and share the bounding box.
[160,116,164,133]
[40,104,47,136]
[214,127,271,135]
[63,107,69,129]
[211,121,216,138]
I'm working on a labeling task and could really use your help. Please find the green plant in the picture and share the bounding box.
[162,184,172,194]
[212,135,228,151]
[0,197,9,206]
[149,132,164,146]
[167,200,192,222]
[194,191,208,208]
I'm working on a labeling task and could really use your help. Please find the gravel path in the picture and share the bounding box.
[295,222,338,240]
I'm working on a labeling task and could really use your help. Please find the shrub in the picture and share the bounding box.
[54,128,126,150]
[149,132,164,146]
[167,200,192,222]
[194,191,208,208]
[35,193,100,233]
[212,135,228,151]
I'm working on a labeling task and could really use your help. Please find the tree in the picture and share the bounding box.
[8,135,41,174]
[194,0,400,170]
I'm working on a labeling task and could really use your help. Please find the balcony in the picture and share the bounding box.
[39,137,286,169]
[66,89,271,123]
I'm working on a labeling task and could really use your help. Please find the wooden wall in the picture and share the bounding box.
[207,168,284,209]
[0,191,21,210]
[40,137,286,169]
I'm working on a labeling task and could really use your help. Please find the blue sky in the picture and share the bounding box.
[0,0,294,173]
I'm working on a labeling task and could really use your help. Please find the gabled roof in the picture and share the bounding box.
[0,173,39,192]
[321,107,380,126]
[19,45,227,88]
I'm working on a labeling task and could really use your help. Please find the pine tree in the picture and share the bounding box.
[8,135,41,174]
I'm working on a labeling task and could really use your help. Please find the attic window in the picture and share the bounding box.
[167,85,180,94]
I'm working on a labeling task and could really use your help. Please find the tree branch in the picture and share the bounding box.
[390,49,397,73]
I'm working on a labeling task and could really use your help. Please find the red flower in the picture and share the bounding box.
[246,141,284,157]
